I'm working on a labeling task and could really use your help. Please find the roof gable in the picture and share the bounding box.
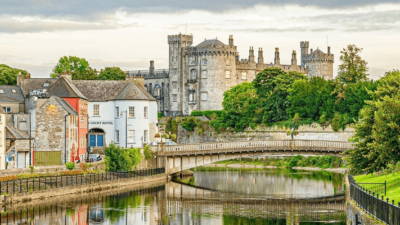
[114,82,156,101]
[47,77,87,100]
[40,96,78,115]
[6,124,31,140]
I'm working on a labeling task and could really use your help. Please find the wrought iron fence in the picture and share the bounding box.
[349,175,400,225]
[0,168,165,196]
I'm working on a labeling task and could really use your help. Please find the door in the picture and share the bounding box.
[18,152,26,168]
[97,135,104,147]
[90,135,96,147]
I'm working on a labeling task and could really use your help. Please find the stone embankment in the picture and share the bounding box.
[205,163,347,173]
[1,174,169,208]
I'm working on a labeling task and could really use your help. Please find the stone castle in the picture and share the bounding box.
[128,34,334,116]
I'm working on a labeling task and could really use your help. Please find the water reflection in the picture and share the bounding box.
[0,169,346,225]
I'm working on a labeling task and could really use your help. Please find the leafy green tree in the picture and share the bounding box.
[346,70,400,174]
[337,45,368,84]
[50,56,98,80]
[0,64,29,85]
[98,67,127,80]
[104,143,142,171]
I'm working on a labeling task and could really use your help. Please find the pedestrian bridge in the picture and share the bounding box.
[153,140,354,174]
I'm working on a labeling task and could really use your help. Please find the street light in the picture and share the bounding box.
[120,110,128,148]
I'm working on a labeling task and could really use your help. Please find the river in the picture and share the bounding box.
[0,168,346,225]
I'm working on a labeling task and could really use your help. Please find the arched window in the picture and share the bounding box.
[190,69,197,79]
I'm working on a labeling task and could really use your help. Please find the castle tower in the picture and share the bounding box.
[300,41,309,67]
[229,35,234,46]
[258,48,264,64]
[291,50,297,66]
[167,34,193,115]
[274,48,280,65]
[249,47,255,62]
[302,46,334,80]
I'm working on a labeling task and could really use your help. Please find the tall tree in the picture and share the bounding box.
[98,67,127,80]
[337,45,368,84]
[50,56,98,80]
[346,70,400,174]
[0,64,29,85]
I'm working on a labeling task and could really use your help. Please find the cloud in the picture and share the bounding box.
[1,0,400,19]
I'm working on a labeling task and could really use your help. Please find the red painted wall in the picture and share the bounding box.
[64,97,88,162]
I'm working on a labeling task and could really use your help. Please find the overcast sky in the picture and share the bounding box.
[1,0,399,79]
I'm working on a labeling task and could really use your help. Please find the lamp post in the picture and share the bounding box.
[120,110,128,148]
[28,111,32,166]
[86,113,91,162]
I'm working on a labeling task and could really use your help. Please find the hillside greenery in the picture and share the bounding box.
[0,64,30,85]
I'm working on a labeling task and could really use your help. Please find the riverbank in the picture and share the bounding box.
[1,173,169,208]
[204,163,347,173]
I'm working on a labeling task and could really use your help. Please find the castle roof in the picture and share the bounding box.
[310,48,325,55]
[196,39,226,48]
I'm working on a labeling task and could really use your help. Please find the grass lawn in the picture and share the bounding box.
[355,173,400,204]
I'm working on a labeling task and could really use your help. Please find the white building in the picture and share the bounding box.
[73,78,158,150]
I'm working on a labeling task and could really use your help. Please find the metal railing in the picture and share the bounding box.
[349,175,400,225]
[155,140,354,156]
[0,168,165,196]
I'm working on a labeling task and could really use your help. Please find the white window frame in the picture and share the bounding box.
[201,71,207,79]
[3,107,11,113]
[241,72,247,80]
[144,106,148,119]
[225,71,231,79]
[115,107,119,118]
[115,130,120,143]
[128,130,135,143]
[129,106,135,118]
[93,104,99,116]
[201,92,208,101]
[143,130,148,143]
[172,94,177,102]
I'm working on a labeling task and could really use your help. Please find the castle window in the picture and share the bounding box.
[189,91,195,102]
[203,59,207,65]
[225,71,231,79]
[172,94,177,102]
[173,81,178,89]
[190,69,197,79]
[323,65,328,70]
[226,60,230,66]
[201,92,208,101]
[201,71,207,79]
[241,72,247,80]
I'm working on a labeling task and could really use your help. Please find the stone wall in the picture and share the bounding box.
[177,122,355,144]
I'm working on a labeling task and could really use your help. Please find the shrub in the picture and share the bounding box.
[171,134,177,141]
[144,145,153,160]
[65,162,76,170]
[61,170,85,176]
[162,133,169,139]
[29,165,34,174]
[287,155,303,168]
[158,112,163,119]
[181,119,196,131]
[154,133,160,138]
[105,143,142,171]
[190,111,203,116]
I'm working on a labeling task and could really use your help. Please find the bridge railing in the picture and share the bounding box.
[155,140,354,155]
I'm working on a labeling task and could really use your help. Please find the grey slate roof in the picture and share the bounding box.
[20,78,57,96]
[52,96,78,115]
[196,39,226,48]
[0,86,25,103]
[72,80,156,102]
[0,105,6,113]
[47,77,87,100]
[6,124,31,140]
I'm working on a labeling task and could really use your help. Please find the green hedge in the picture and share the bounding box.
[190,110,222,118]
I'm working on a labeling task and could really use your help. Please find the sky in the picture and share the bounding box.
[0,0,399,79]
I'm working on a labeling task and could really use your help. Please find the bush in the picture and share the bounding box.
[287,155,303,168]
[105,143,142,171]
[158,112,163,119]
[65,162,76,170]
[181,118,197,131]
[144,145,153,160]
[190,111,203,116]
[162,133,169,139]
[29,165,34,174]
[171,134,177,141]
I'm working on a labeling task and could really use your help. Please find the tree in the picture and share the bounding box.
[0,64,29,85]
[50,56,98,80]
[346,70,400,174]
[98,67,127,80]
[104,143,142,171]
[337,45,368,84]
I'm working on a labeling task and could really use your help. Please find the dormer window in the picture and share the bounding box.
[11,89,16,93]
[43,83,50,87]
[0,90,4,94]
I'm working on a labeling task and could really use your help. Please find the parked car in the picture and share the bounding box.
[165,141,177,145]
[87,154,102,162]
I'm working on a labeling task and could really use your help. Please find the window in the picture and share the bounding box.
[144,130,148,143]
[225,71,231,79]
[144,107,148,118]
[172,94,177,102]
[201,92,208,101]
[43,83,50,87]
[201,71,207,79]
[189,92,195,102]
[129,106,135,118]
[115,107,119,118]
[11,89,16,93]
[3,107,11,113]
[226,59,230,66]
[93,104,99,116]
[115,130,120,143]
[190,69,197,79]
[128,130,135,143]
[173,81,178,89]
[0,90,4,94]
[241,72,247,80]
[203,59,207,65]
[323,65,328,70]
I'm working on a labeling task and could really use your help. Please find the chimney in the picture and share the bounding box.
[258,48,264,64]
[274,48,280,65]
[249,47,255,62]
[328,46,331,54]
[150,60,155,74]
[126,75,145,88]
[310,48,313,53]
[60,71,72,82]
[291,50,297,66]
[229,35,234,46]
[17,72,23,86]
